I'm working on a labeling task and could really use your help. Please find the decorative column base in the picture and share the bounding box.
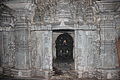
[31,69,52,79]
[99,68,119,79]
[11,69,31,78]
[77,66,96,79]
[77,67,119,79]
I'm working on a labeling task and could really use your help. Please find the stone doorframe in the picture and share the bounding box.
[52,29,75,68]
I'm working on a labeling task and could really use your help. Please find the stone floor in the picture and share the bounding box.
[0,71,98,80]
[0,71,119,80]
[0,77,118,80]
[0,70,120,80]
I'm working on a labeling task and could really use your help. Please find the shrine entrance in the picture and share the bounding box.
[55,33,74,62]
[52,30,75,73]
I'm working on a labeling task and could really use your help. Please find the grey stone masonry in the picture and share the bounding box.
[0,0,120,79]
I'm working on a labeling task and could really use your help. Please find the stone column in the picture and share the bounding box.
[7,1,36,77]
[94,1,120,79]
[11,12,31,78]
[99,14,119,79]
[0,27,15,76]
[0,30,3,66]
[115,14,120,66]
[0,30,3,74]
[13,26,31,77]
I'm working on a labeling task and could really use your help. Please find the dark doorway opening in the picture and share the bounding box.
[53,31,75,73]
[55,33,74,62]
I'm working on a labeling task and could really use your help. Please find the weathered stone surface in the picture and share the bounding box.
[0,0,120,79]
[30,31,52,77]
[14,27,29,69]
[1,30,15,68]
[75,30,100,69]
[0,31,3,67]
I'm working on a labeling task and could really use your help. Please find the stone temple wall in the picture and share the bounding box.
[30,31,52,77]
[0,0,120,79]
